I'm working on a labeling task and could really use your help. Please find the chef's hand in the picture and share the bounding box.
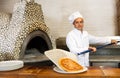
[111,39,117,45]
[88,46,96,52]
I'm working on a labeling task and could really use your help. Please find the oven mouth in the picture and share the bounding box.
[26,36,49,54]
[20,30,53,63]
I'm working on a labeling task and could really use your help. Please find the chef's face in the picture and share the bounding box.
[73,18,84,31]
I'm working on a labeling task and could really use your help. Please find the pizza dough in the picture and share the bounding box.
[58,57,83,72]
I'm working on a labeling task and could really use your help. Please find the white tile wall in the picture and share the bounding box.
[0,0,119,39]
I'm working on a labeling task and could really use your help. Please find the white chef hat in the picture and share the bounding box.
[68,11,83,24]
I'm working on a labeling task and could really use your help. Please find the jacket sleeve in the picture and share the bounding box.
[66,34,88,55]
[88,34,111,45]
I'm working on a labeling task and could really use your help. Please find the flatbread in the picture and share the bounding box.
[58,57,83,72]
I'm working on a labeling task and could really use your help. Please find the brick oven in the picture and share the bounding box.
[0,0,55,63]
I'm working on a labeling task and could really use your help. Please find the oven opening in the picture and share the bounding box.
[26,36,49,55]
[22,34,52,63]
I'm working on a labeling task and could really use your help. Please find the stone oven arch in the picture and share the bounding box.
[20,30,53,62]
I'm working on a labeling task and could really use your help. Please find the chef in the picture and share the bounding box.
[66,11,117,67]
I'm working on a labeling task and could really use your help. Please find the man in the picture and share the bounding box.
[66,11,117,66]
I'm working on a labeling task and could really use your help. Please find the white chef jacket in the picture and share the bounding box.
[66,28,111,66]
